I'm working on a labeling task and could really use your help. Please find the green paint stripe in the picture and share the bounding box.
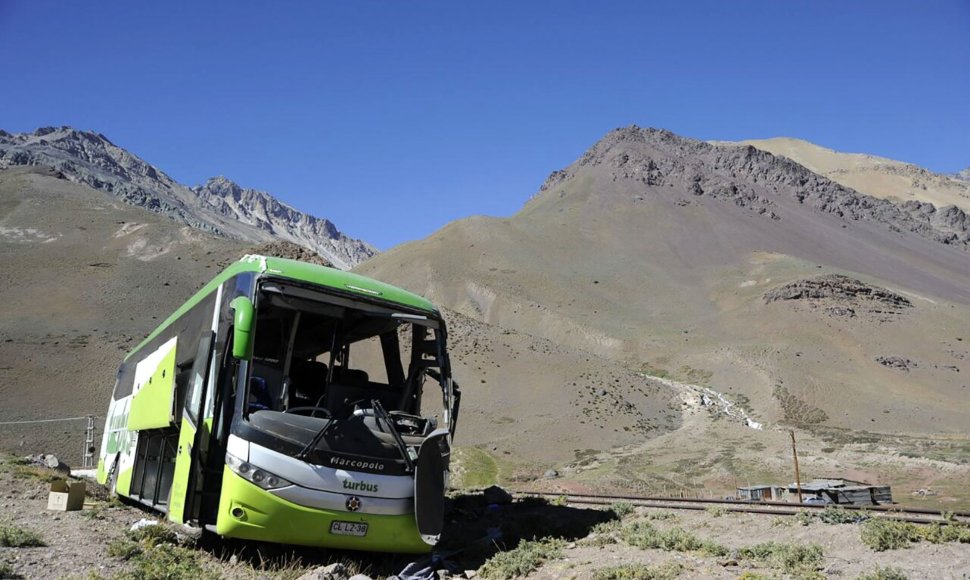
[127,256,437,361]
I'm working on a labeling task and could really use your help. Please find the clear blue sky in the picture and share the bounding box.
[2,1,968,249]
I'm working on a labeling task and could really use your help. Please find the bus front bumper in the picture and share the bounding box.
[215,469,431,554]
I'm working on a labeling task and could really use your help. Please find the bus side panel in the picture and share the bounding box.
[128,336,178,430]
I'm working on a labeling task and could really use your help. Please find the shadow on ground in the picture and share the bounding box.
[198,491,617,577]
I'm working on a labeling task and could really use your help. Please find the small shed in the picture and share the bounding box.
[788,478,892,505]
[737,485,786,502]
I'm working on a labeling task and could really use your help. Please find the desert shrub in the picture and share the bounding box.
[856,566,909,580]
[107,536,142,560]
[861,519,970,551]
[860,519,920,551]
[107,522,217,580]
[610,501,635,518]
[705,505,727,517]
[583,519,622,546]
[128,523,180,546]
[739,542,824,576]
[479,537,566,579]
[592,561,684,580]
[12,465,63,483]
[918,522,970,544]
[794,510,815,526]
[620,521,726,556]
[117,542,217,580]
[0,561,15,579]
[0,523,45,547]
[816,506,860,524]
[646,511,678,521]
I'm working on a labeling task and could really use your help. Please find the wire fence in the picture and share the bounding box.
[0,416,93,425]
[0,415,99,468]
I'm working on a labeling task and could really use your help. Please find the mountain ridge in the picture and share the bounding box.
[0,126,375,268]
[535,126,970,247]
[725,136,970,214]
[357,124,970,437]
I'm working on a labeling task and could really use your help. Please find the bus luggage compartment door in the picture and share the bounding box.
[414,429,449,545]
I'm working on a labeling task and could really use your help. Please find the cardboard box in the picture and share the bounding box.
[47,479,85,511]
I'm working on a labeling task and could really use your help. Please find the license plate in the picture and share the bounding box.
[330,521,368,537]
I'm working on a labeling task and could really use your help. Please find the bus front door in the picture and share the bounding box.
[168,331,215,524]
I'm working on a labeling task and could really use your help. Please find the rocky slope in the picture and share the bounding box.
[728,136,970,214]
[358,125,970,436]
[0,165,677,467]
[0,127,375,268]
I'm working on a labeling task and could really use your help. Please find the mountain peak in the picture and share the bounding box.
[533,125,969,248]
[0,127,376,268]
[197,175,244,196]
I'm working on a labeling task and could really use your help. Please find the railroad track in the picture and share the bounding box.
[510,491,970,525]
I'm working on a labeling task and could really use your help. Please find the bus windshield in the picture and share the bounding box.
[239,279,451,471]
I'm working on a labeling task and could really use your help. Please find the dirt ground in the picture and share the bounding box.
[531,509,970,579]
[2,453,969,579]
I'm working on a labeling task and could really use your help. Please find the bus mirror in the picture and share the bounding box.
[230,297,255,360]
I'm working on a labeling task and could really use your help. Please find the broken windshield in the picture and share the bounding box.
[236,279,451,470]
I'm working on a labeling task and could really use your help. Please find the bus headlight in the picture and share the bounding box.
[226,453,291,491]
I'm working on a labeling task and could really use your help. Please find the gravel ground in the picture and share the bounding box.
[530,507,970,579]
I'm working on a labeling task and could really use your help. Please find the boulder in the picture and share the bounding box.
[483,485,513,505]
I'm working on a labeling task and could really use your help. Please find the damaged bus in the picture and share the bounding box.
[97,255,460,553]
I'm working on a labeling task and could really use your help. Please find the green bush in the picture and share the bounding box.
[739,542,824,576]
[0,561,15,579]
[856,566,909,580]
[592,562,684,580]
[918,522,970,544]
[0,523,45,547]
[117,542,217,580]
[129,523,180,546]
[107,537,142,560]
[479,537,566,579]
[816,506,858,524]
[860,520,920,551]
[610,501,635,518]
[620,521,727,556]
[861,519,970,551]
[705,505,727,517]
[107,522,218,580]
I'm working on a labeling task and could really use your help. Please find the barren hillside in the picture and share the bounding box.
[357,126,970,437]
[730,136,970,214]
[0,165,677,468]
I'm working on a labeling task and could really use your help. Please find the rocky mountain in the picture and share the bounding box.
[728,137,970,214]
[358,126,970,438]
[0,165,676,469]
[0,127,376,268]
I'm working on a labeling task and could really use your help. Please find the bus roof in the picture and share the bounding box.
[125,254,438,361]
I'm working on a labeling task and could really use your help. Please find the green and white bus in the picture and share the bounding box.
[97,255,461,553]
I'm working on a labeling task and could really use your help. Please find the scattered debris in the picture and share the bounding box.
[22,454,71,474]
[129,519,159,532]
